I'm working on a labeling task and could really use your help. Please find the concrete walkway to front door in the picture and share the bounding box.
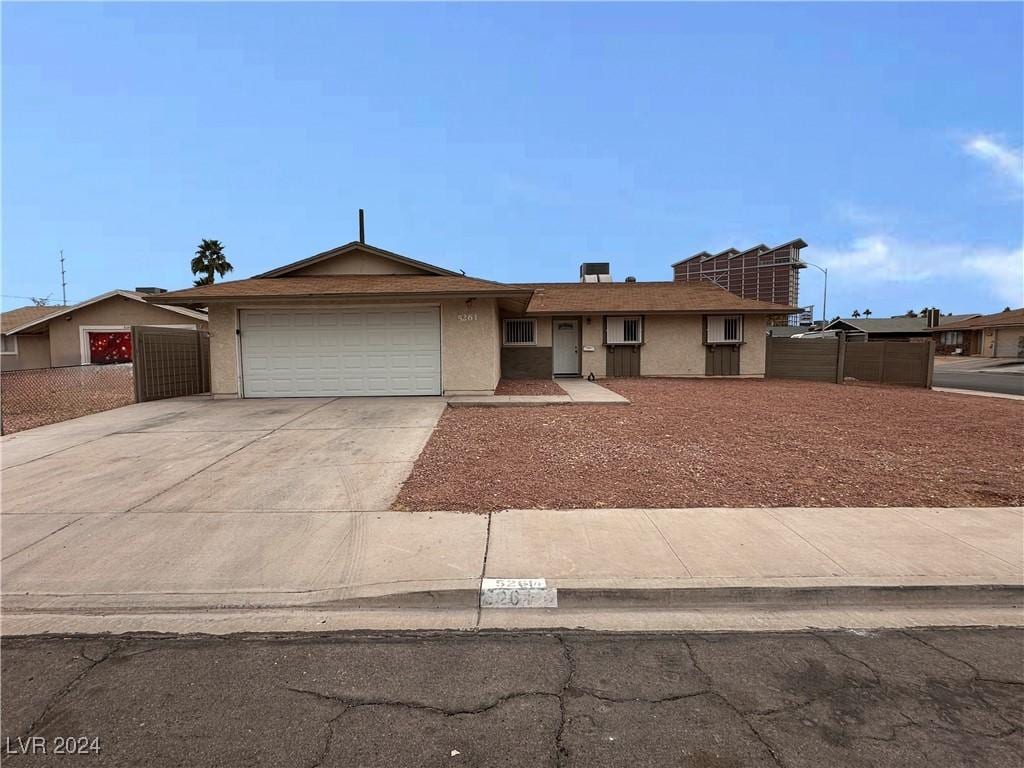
[447,378,629,407]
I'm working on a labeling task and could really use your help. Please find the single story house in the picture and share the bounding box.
[823,313,978,343]
[1,289,208,372]
[149,241,797,398]
[930,308,1024,358]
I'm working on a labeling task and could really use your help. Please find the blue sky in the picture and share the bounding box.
[3,2,1022,319]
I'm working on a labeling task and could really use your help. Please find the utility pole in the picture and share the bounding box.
[59,250,67,306]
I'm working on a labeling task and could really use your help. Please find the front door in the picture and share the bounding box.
[552,319,580,376]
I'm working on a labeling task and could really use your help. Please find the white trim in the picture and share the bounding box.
[503,318,537,346]
[3,290,207,335]
[0,334,18,355]
[78,324,196,364]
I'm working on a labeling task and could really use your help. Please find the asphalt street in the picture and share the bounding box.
[2,628,1021,767]
[933,370,1024,396]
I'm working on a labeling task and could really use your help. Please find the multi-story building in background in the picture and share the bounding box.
[672,239,807,319]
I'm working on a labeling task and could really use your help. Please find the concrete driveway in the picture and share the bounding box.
[1,396,482,628]
[1,396,445,515]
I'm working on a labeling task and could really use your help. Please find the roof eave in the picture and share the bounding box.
[151,289,534,305]
[525,306,799,315]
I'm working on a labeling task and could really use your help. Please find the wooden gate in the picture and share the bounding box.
[132,326,211,402]
[606,345,641,376]
[705,345,740,376]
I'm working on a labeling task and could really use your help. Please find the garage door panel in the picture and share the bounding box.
[241,308,441,397]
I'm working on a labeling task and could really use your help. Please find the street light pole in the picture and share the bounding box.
[800,261,828,331]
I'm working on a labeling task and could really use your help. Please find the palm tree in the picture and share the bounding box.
[851,309,861,318]
[191,239,233,286]
[863,309,872,317]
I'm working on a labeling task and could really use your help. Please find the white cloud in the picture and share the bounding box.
[816,235,1024,306]
[963,135,1024,186]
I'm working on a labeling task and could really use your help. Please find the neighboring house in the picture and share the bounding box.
[1,289,208,372]
[149,241,795,399]
[672,239,807,310]
[929,308,1024,358]
[767,325,824,338]
[822,312,978,343]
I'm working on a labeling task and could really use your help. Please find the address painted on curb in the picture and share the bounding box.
[480,578,557,608]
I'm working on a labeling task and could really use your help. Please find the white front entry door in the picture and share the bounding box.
[552,319,579,375]
[240,307,441,397]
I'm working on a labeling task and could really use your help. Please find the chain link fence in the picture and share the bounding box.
[1,363,135,435]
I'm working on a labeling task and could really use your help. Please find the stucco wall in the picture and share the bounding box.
[640,315,704,376]
[208,304,240,397]
[46,297,206,367]
[1,334,52,371]
[581,315,606,378]
[739,315,768,375]
[212,298,501,398]
[441,298,500,394]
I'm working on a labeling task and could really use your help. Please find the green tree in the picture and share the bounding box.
[863,309,872,317]
[191,239,233,287]
[851,309,861,318]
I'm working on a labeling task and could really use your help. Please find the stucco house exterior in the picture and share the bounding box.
[1,290,208,372]
[930,308,1024,358]
[148,242,797,398]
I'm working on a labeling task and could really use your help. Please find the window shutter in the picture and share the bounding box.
[606,316,642,344]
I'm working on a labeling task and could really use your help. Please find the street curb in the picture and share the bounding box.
[5,583,1020,615]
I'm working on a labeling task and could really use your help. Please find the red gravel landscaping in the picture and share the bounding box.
[394,378,1024,511]
[493,378,566,396]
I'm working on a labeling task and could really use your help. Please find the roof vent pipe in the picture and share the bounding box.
[359,209,365,244]
[625,276,637,283]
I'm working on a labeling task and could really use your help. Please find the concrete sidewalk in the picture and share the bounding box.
[2,506,1020,634]
[933,387,1024,401]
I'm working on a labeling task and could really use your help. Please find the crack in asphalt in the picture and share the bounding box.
[283,685,558,718]
[679,636,790,768]
[5,629,1021,767]
[22,639,124,739]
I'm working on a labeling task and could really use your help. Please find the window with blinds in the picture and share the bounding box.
[706,315,743,343]
[503,318,537,346]
[606,316,642,344]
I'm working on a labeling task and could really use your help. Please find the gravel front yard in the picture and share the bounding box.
[493,378,566,396]
[395,379,1024,511]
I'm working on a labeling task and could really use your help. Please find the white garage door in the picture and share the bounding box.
[994,328,1024,358]
[240,307,441,397]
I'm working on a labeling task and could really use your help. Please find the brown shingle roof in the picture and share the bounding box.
[1,305,72,333]
[520,281,798,315]
[930,308,1024,331]
[152,274,532,303]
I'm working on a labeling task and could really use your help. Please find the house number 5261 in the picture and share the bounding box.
[457,313,478,322]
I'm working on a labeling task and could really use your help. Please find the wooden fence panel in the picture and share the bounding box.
[843,343,883,382]
[766,338,839,382]
[768,336,933,388]
[132,326,211,402]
